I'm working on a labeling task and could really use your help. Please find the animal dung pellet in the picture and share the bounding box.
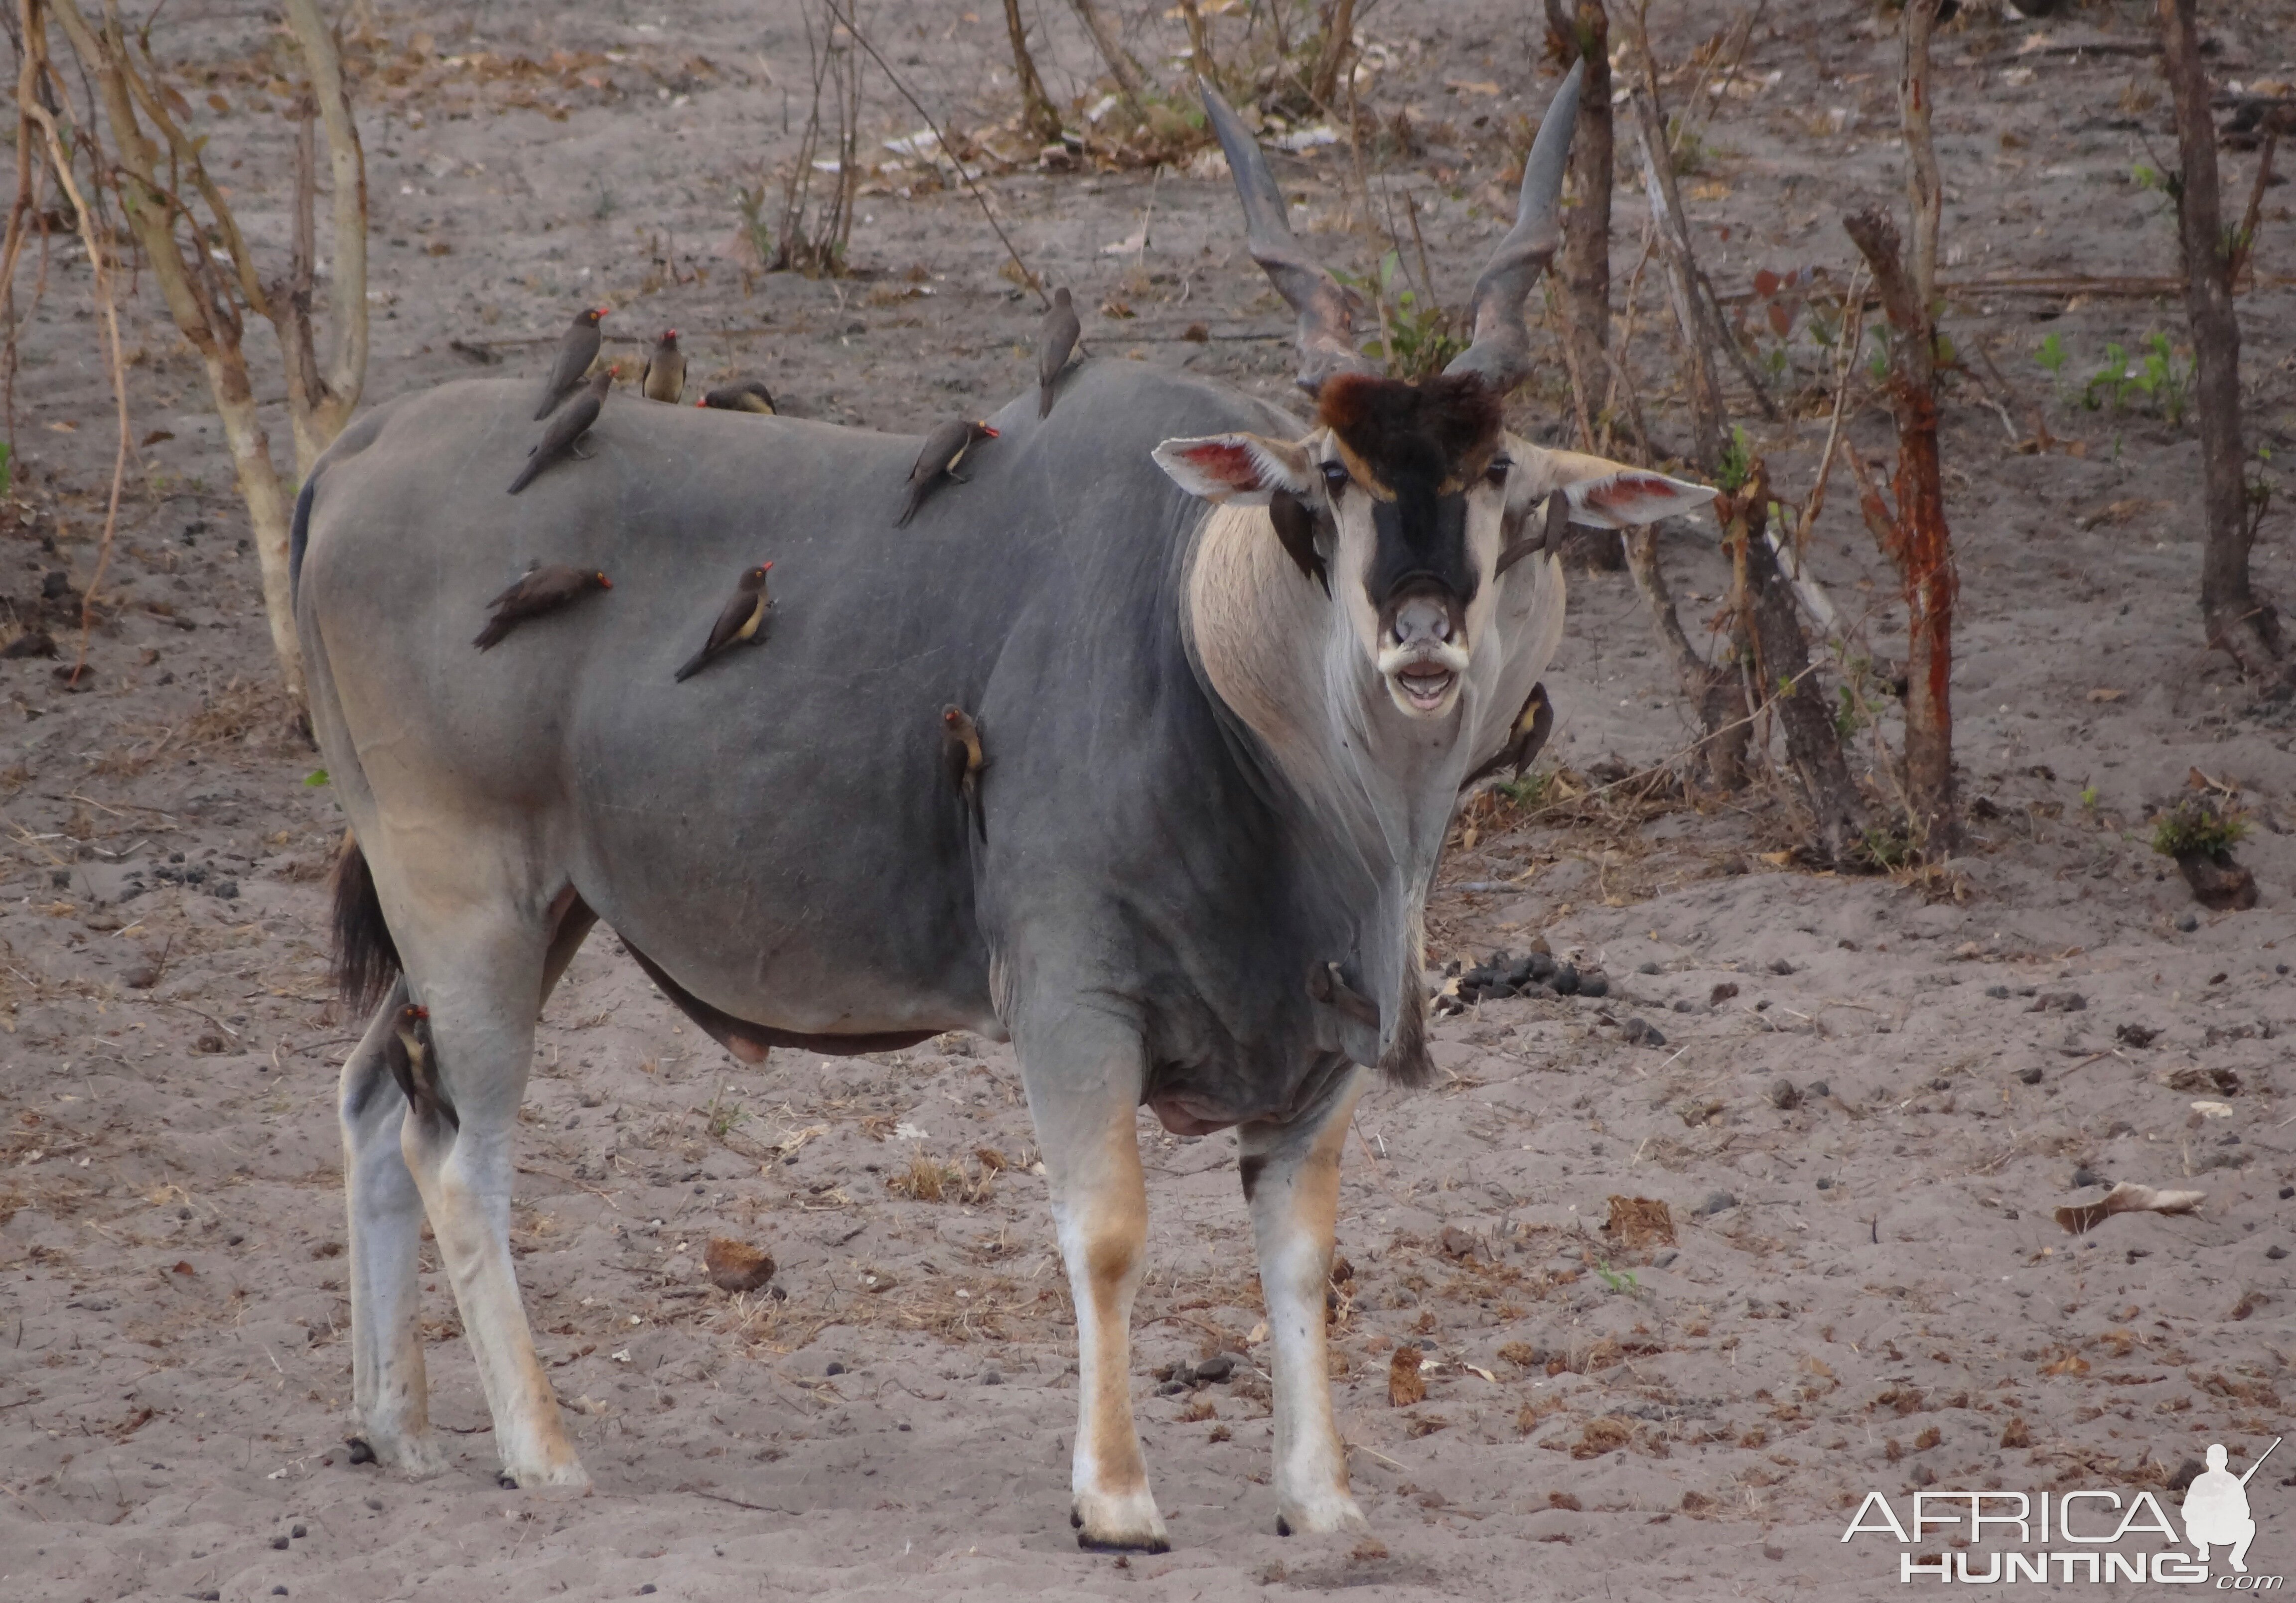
[702,1237,775,1293]
[1387,1346,1427,1408]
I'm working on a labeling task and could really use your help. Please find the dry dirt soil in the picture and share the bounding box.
[4,0,2296,1598]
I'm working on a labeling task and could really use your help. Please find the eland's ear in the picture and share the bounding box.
[1562,469,1717,530]
[1152,433,1315,505]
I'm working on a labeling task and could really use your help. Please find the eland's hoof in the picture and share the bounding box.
[1276,1489,1368,1536]
[356,1427,449,1481]
[1071,1485,1168,1552]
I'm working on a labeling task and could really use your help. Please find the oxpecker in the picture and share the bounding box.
[896,419,999,528]
[940,704,987,840]
[384,1005,458,1130]
[641,329,686,403]
[1462,682,1553,790]
[508,369,612,495]
[698,379,777,414]
[534,305,607,420]
[472,563,612,650]
[673,563,775,682]
[1037,286,1081,418]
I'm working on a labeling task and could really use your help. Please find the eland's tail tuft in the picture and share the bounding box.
[331,831,402,1016]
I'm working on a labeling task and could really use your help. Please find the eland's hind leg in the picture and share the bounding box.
[390,892,586,1490]
[1015,1007,1166,1552]
[340,975,449,1478]
[1239,1065,1370,1536]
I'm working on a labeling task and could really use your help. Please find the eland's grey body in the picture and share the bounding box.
[297,59,1711,1546]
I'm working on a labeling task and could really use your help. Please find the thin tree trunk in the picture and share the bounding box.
[1003,0,1063,147]
[1624,525,1750,791]
[1846,203,1957,855]
[1545,0,1611,402]
[1309,0,1357,108]
[1731,465,1864,862]
[2160,0,2279,671]
[1069,0,1147,102]
[1628,84,1723,470]
[49,0,341,703]
[284,0,370,457]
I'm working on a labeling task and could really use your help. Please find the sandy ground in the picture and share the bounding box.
[4,0,2295,1597]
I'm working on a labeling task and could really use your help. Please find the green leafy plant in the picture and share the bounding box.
[2035,332,2067,378]
[734,183,773,268]
[2129,331,2191,426]
[1340,251,1464,380]
[2079,784,2100,814]
[1714,425,1753,494]
[2150,797,2245,859]
[2081,332,2191,424]
[702,1089,749,1139]
[1834,684,1866,740]
[0,439,11,499]
[1857,823,1918,871]
[1499,768,1555,809]
[1593,1257,1639,1295]
[302,768,329,788]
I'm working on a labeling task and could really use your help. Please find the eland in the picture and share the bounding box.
[293,59,1711,1546]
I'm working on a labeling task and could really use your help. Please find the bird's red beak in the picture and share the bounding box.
[761,561,773,571]
[598,575,613,588]
[666,329,679,340]
[412,1006,430,1019]
[595,306,611,318]
[980,425,1001,438]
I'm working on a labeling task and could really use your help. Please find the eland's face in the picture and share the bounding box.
[1153,372,1518,723]
[1308,373,1512,720]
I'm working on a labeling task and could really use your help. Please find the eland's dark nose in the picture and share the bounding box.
[1393,596,1451,647]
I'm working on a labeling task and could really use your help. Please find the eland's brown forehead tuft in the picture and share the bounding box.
[1315,372,1503,493]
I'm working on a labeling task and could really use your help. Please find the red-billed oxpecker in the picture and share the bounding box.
[533,305,607,419]
[471,563,611,651]
[640,330,686,403]
[672,563,774,682]
[940,704,987,840]
[698,379,776,414]
[1038,286,1082,417]
[507,370,611,494]
[895,418,999,528]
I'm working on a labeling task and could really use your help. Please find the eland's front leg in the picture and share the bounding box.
[1239,1066,1370,1536]
[1018,1018,1166,1551]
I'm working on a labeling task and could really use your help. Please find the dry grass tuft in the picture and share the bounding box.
[184,675,297,748]
[1570,1416,1635,1459]
[882,1145,997,1204]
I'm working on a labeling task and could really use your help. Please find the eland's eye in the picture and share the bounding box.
[1319,461,1350,496]
[1484,454,1512,489]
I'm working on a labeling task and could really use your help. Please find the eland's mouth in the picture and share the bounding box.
[1394,661,1458,712]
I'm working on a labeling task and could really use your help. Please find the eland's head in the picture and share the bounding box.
[1155,61,1711,724]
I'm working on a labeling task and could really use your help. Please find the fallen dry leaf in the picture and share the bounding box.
[702,1236,775,1292]
[1388,1345,1426,1407]
[2086,687,2125,703]
[2039,1351,2090,1377]
[1605,1195,1676,1250]
[2053,1181,2205,1235]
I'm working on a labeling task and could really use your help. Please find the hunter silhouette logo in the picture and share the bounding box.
[1841,1435,2282,1586]
[2186,1439,2277,1574]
